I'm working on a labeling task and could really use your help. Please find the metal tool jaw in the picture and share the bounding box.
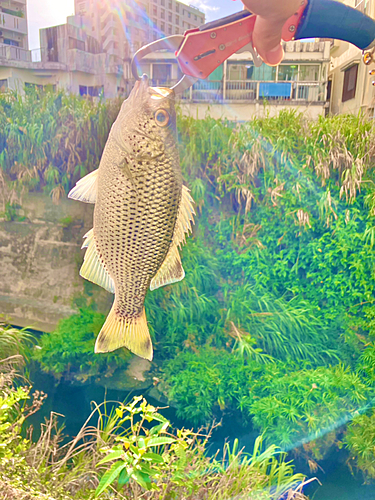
[131,11,264,94]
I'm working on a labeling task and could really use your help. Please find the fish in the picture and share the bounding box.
[68,75,195,361]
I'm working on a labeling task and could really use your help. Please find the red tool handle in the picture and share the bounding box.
[176,0,309,80]
[176,14,256,79]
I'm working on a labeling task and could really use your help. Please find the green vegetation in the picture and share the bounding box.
[1,88,375,484]
[0,330,308,499]
[0,88,121,211]
[33,309,131,381]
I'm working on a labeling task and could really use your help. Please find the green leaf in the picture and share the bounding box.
[118,469,131,486]
[95,462,127,497]
[142,452,164,463]
[97,450,124,466]
[148,437,176,447]
[132,470,152,490]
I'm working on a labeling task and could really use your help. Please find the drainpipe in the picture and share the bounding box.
[223,59,227,101]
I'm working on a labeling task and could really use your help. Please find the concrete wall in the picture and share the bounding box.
[0,194,112,332]
[180,101,326,121]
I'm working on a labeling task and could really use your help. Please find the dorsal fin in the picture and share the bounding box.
[173,185,196,248]
[68,169,98,204]
[150,185,195,291]
[80,229,115,293]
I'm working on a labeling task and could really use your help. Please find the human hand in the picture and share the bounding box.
[241,0,302,65]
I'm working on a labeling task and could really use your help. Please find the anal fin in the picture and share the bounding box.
[80,229,115,294]
[150,243,184,291]
[95,305,153,361]
[68,169,98,204]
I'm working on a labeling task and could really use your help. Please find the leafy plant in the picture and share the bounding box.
[96,396,308,499]
[33,309,131,380]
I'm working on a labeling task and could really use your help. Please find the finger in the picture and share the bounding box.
[253,16,285,66]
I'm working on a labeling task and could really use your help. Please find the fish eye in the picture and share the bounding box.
[154,109,170,128]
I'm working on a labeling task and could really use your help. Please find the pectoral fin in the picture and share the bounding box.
[80,229,115,293]
[68,169,98,204]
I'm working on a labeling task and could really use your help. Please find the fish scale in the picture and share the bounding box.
[68,77,195,360]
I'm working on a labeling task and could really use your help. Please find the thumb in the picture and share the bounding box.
[252,16,285,66]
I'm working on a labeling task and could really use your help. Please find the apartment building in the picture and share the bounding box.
[75,0,150,61]
[329,0,375,116]
[0,15,128,98]
[0,0,28,52]
[74,0,204,63]
[149,0,204,40]
[138,40,331,120]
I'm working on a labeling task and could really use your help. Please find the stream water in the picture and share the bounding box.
[27,365,375,500]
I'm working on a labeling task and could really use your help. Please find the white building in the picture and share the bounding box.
[0,0,28,50]
[0,15,128,98]
[74,0,204,63]
[329,0,375,116]
[149,0,205,39]
[139,40,331,121]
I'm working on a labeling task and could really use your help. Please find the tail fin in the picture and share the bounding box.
[95,304,153,361]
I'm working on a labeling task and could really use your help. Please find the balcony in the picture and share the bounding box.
[179,80,327,103]
[0,42,30,61]
[0,11,27,34]
[67,49,100,74]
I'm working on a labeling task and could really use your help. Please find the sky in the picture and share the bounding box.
[27,0,242,51]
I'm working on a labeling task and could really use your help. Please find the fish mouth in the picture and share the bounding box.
[149,87,174,100]
[132,75,174,100]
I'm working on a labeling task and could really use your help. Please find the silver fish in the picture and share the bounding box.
[68,76,195,361]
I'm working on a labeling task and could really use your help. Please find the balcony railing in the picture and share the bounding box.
[0,42,30,61]
[0,11,27,34]
[178,80,327,103]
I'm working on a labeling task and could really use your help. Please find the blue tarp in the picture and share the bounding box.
[259,82,292,98]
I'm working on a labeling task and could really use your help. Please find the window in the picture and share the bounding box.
[153,6,157,15]
[4,39,19,47]
[194,15,197,20]
[188,11,191,18]
[153,63,171,83]
[175,27,179,34]
[0,79,8,91]
[168,12,172,22]
[227,62,276,81]
[299,65,320,82]
[161,8,165,18]
[176,3,179,12]
[160,21,165,31]
[342,64,358,102]
[168,24,172,34]
[168,1,172,9]
[161,0,165,5]
[278,65,298,81]
[176,15,179,25]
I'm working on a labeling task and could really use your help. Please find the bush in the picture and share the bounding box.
[33,309,131,380]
